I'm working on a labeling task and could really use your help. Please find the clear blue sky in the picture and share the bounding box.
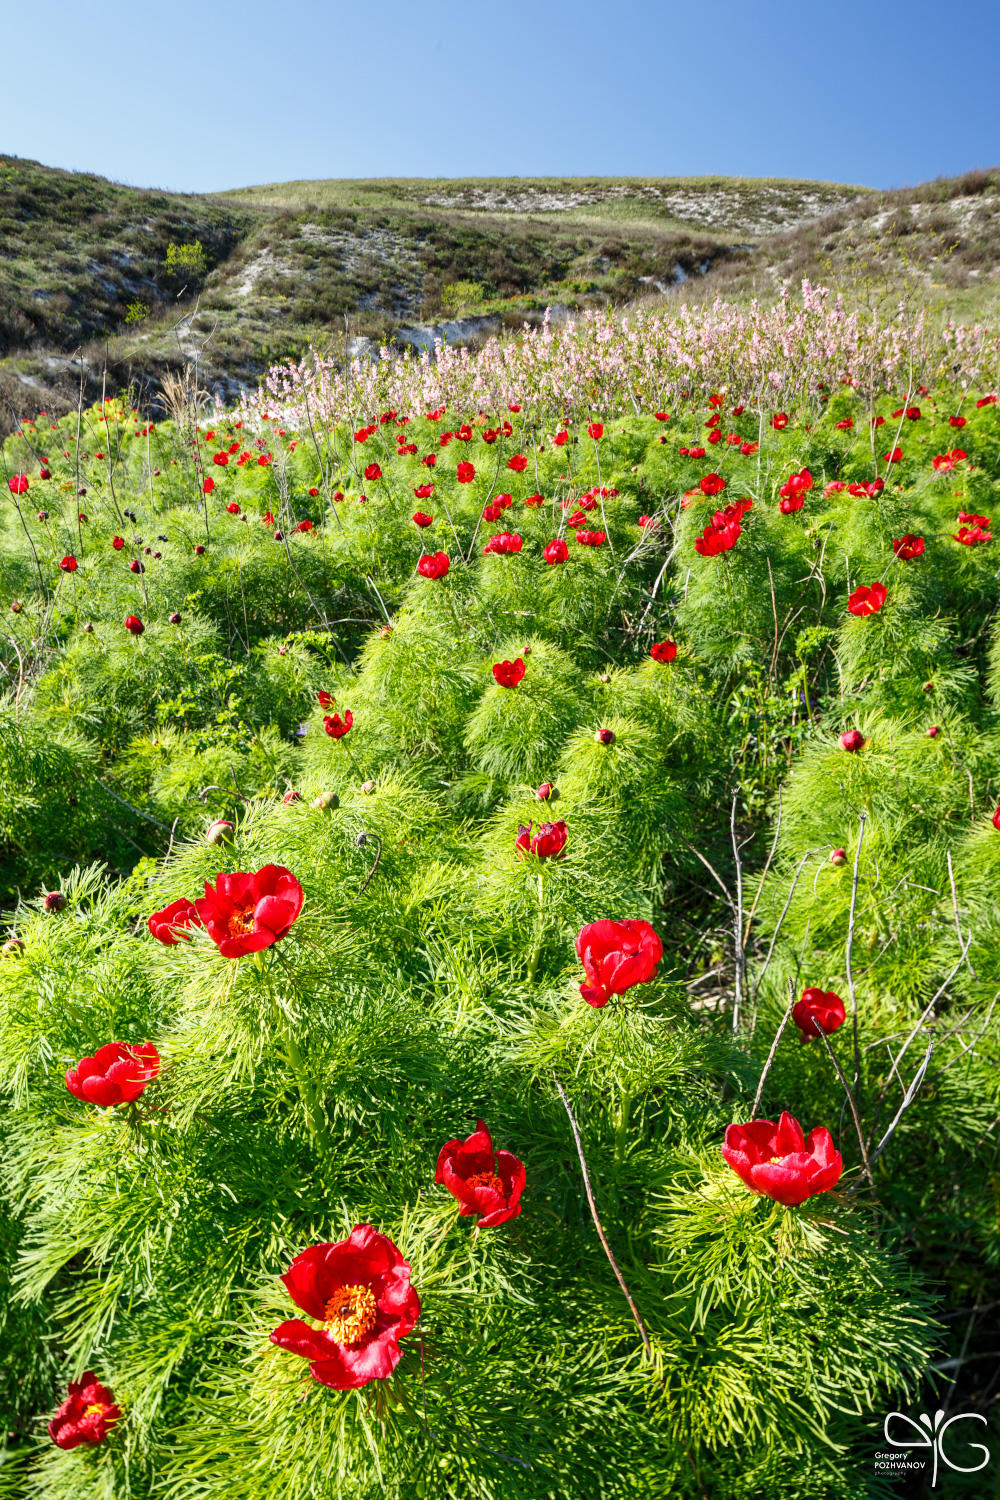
[5,0,999,193]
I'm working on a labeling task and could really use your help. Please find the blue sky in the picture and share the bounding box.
[5,0,999,193]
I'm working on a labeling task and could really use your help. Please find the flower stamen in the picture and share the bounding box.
[322,1283,377,1344]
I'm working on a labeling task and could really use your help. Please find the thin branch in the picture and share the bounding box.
[552,1073,652,1360]
[750,980,797,1120]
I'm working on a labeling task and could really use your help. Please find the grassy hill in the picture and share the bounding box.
[3,157,1000,434]
[0,160,867,428]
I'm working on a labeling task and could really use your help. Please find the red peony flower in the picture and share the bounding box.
[721,1110,843,1206]
[48,1372,122,1449]
[317,690,334,708]
[8,474,28,495]
[66,1042,160,1108]
[493,657,526,687]
[456,461,475,483]
[993,807,1000,831]
[847,581,887,616]
[771,413,789,430]
[148,896,202,945]
[308,487,320,497]
[587,422,604,440]
[435,1119,525,1228]
[544,537,569,564]
[296,519,313,533]
[976,395,996,408]
[270,1224,420,1390]
[412,511,433,528]
[418,551,449,579]
[835,418,854,430]
[507,455,528,472]
[413,482,434,498]
[323,710,353,739]
[515,820,567,859]
[124,615,144,635]
[195,865,304,957]
[840,728,865,752]
[111,536,125,550]
[575,918,662,1008]
[483,531,523,555]
[884,447,903,463]
[892,533,924,560]
[650,640,677,662]
[364,463,382,481]
[699,472,726,497]
[792,988,846,1039]
[60,555,78,572]
[575,530,606,546]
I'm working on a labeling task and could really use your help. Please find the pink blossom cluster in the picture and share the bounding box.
[239,283,1000,430]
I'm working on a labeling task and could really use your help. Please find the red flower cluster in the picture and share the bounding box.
[148,896,201,944]
[778,468,813,513]
[49,1373,121,1449]
[892,533,925,560]
[932,448,967,472]
[194,866,305,957]
[792,988,846,1039]
[436,1119,526,1227]
[492,657,526,687]
[483,531,523,555]
[515,820,567,859]
[324,710,354,739]
[694,498,751,557]
[270,1224,420,1389]
[66,1042,160,1107]
[575,919,662,1007]
[722,1111,842,1206]
[847,580,887,616]
[418,552,450,578]
[954,511,992,546]
[575,530,606,546]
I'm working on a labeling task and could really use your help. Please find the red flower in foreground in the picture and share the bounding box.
[575,919,662,1008]
[587,422,604,440]
[954,525,992,546]
[949,415,967,428]
[847,581,887,616]
[840,729,866,753]
[721,1111,843,1206]
[699,472,726,497]
[124,614,144,636]
[456,461,476,483]
[418,551,449,579]
[412,511,433,528]
[60,555,77,572]
[515,820,567,859]
[544,537,569,564]
[49,1372,121,1449]
[884,447,903,463]
[323,710,354,739]
[507,454,528,472]
[436,1119,526,1228]
[792,988,846,1040]
[66,1042,160,1108]
[203,477,215,494]
[892,534,925,560]
[8,474,28,495]
[194,865,304,957]
[576,529,606,547]
[148,896,202,945]
[270,1225,420,1390]
[493,657,526,687]
[364,463,382,482]
[650,640,677,663]
[993,807,1000,832]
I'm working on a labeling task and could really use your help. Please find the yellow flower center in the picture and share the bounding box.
[322,1284,377,1344]
[767,1156,783,1165]
[83,1403,108,1419]
[465,1170,504,1194]
[226,903,256,938]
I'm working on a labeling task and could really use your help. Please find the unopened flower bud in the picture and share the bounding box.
[313,790,339,811]
[595,728,616,746]
[206,819,235,845]
[829,849,847,867]
[44,891,66,913]
[360,779,376,795]
[537,782,558,801]
[2,936,24,956]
